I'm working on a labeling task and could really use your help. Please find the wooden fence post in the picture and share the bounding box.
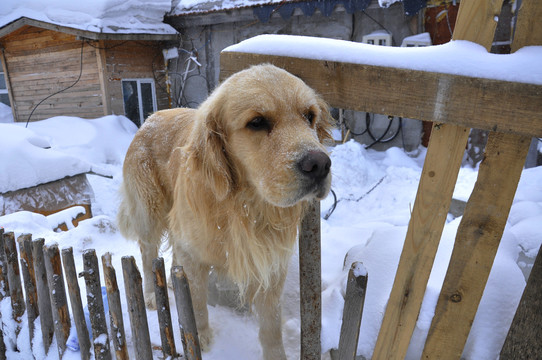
[0,228,9,299]
[102,252,128,360]
[17,234,39,348]
[171,266,201,360]
[32,238,54,352]
[500,243,542,358]
[0,228,6,360]
[153,257,177,358]
[82,249,111,360]
[43,244,71,358]
[299,200,321,360]
[337,262,368,360]
[121,256,153,360]
[62,247,91,360]
[3,232,25,324]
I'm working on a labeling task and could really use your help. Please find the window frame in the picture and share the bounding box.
[121,78,158,126]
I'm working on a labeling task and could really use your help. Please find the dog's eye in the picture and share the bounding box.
[246,116,270,131]
[303,111,315,125]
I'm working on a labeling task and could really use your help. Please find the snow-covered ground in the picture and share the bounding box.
[0,114,540,360]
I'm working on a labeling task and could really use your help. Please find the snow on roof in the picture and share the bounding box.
[0,115,137,194]
[223,35,542,85]
[0,0,177,36]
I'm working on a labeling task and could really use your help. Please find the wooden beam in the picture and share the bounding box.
[220,52,542,138]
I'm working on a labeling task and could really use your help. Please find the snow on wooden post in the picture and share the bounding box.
[338,262,368,360]
[3,232,25,324]
[153,257,177,358]
[299,200,321,360]
[81,249,112,360]
[171,265,202,360]
[101,252,128,360]
[32,238,54,352]
[43,244,71,358]
[0,228,9,300]
[121,256,152,360]
[62,247,91,360]
[17,234,39,348]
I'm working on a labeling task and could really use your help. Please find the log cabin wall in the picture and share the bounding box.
[0,25,104,122]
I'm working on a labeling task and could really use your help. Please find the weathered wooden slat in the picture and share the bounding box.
[82,249,112,360]
[337,262,368,360]
[172,266,202,360]
[153,257,177,359]
[500,243,542,358]
[61,247,91,360]
[17,234,39,348]
[299,201,322,360]
[43,244,71,358]
[121,256,153,360]
[3,232,25,323]
[101,253,128,360]
[0,229,10,300]
[32,238,54,352]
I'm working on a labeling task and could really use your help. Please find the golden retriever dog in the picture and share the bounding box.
[117,64,332,359]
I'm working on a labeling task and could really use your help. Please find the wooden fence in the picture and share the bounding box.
[219,0,542,359]
[0,228,203,360]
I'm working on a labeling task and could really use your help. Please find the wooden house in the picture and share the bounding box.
[0,17,179,126]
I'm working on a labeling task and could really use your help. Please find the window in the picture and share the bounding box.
[121,79,157,127]
[0,72,11,106]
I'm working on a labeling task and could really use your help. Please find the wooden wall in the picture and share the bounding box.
[0,26,171,123]
[0,26,104,122]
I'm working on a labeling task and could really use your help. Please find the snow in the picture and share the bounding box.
[0,115,540,359]
[224,35,542,85]
[0,0,177,35]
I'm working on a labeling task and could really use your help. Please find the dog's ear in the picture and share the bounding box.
[189,103,233,201]
[316,97,334,145]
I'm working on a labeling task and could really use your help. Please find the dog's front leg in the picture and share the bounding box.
[254,273,288,360]
[176,251,213,351]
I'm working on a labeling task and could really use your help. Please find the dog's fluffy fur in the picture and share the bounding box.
[117,64,332,359]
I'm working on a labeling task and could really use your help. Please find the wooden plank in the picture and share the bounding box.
[62,247,92,360]
[422,1,542,357]
[153,257,177,359]
[121,256,153,360]
[102,253,129,360]
[95,40,111,115]
[337,262,368,360]
[219,55,542,139]
[0,229,10,300]
[32,238,54,353]
[500,244,542,358]
[298,201,322,360]
[171,266,202,360]
[43,244,71,358]
[82,249,112,360]
[3,232,25,322]
[372,123,470,358]
[17,234,39,348]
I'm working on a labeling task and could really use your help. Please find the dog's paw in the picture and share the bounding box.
[198,326,214,352]
[144,292,157,310]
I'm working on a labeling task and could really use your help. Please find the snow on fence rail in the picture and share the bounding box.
[0,228,204,360]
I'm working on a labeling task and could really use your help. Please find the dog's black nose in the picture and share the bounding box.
[298,150,331,180]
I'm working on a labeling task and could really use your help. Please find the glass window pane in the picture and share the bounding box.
[0,93,10,106]
[0,73,6,90]
[122,81,140,126]
[141,82,155,121]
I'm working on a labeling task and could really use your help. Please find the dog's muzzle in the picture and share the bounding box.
[297,150,331,200]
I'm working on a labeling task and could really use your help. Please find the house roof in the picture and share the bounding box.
[0,0,179,40]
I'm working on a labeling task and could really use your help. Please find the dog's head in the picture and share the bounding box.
[190,64,333,207]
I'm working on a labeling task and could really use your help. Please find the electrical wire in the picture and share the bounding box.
[343,113,403,149]
[26,41,85,127]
